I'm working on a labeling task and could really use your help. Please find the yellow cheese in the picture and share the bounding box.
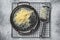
[40,7,47,19]
[14,8,33,25]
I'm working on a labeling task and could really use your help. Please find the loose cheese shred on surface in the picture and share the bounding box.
[14,8,33,25]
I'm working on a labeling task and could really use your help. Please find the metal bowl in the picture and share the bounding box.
[10,5,40,35]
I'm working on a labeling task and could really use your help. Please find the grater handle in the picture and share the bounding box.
[41,22,46,37]
[17,2,30,5]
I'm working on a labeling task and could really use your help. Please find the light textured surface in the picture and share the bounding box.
[0,0,60,40]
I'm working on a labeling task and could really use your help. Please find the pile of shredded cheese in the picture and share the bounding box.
[40,7,47,19]
[13,8,33,25]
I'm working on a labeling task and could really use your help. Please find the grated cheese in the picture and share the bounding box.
[13,8,33,26]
